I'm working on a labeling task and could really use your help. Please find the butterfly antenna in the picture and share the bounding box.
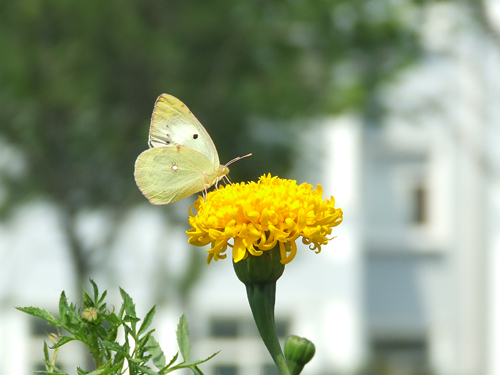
[225,153,252,167]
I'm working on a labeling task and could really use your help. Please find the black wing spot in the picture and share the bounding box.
[164,140,170,145]
[193,133,198,139]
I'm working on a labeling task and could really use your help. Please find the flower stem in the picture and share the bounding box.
[245,282,290,375]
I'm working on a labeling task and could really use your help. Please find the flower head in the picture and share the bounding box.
[187,174,343,264]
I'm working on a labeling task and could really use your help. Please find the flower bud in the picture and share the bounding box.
[284,335,315,375]
[81,307,99,322]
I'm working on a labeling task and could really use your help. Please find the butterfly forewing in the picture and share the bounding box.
[148,94,220,166]
[134,145,225,205]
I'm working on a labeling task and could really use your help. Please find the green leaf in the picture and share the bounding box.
[136,365,159,375]
[98,290,108,305]
[138,305,156,336]
[101,340,130,357]
[108,361,125,373]
[123,314,141,324]
[82,290,93,308]
[86,361,113,375]
[123,322,137,340]
[184,351,220,367]
[159,352,179,374]
[137,330,154,355]
[58,291,69,323]
[50,335,76,349]
[16,307,60,327]
[43,341,50,362]
[89,279,99,302]
[119,288,136,319]
[37,359,68,374]
[147,336,166,369]
[164,351,219,374]
[176,314,191,362]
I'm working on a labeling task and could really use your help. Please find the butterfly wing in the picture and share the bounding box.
[134,145,225,205]
[148,94,220,166]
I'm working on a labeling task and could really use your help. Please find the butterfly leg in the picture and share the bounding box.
[202,184,209,201]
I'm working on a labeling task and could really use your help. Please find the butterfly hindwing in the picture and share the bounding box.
[134,145,222,205]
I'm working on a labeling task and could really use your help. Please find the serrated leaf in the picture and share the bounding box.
[164,351,219,374]
[159,352,179,374]
[82,290,93,308]
[43,341,50,361]
[138,305,156,336]
[101,340,130,357]
[108,361,124,373]
[137,365,159,375]
[50,335,76,349]
[58,291,69,323]
[16,307,60,327]
[147,336,166,369]
[137,330,154,355]
[182,351,220,367]
[39,359,68,374]
[89,279,99,302]
[98,290,108,305]
[123,314,140,324]
[123,322,137,340]
[105,311,121,326]
[176,314,191,361]
[119,288,136,319]
[86,360,113,375]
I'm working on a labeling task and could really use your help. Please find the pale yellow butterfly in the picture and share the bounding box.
[134,94,251,205]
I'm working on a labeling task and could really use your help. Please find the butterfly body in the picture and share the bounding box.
[134,94,234,205]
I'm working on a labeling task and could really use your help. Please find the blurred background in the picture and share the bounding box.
[1,0,499,374]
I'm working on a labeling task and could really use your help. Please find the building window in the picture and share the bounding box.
[369,338,431,375]
[412,184,427,225]
[209,317,289,339]
[213,365,238,375]
[210,318,238,338]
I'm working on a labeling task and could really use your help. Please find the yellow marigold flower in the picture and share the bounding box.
[187,174,343,265]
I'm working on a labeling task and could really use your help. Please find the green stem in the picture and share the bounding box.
[245,282,290,375]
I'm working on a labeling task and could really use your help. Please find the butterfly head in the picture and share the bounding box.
[212,153,251,189]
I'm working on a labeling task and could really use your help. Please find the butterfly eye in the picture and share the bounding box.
[193,134,198,139]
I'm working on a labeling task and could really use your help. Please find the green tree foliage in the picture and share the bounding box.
[0,0,422,282]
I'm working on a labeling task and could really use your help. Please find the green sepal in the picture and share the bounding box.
[233,245,284,284]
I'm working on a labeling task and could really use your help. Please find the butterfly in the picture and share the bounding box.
[134,94,251,205]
